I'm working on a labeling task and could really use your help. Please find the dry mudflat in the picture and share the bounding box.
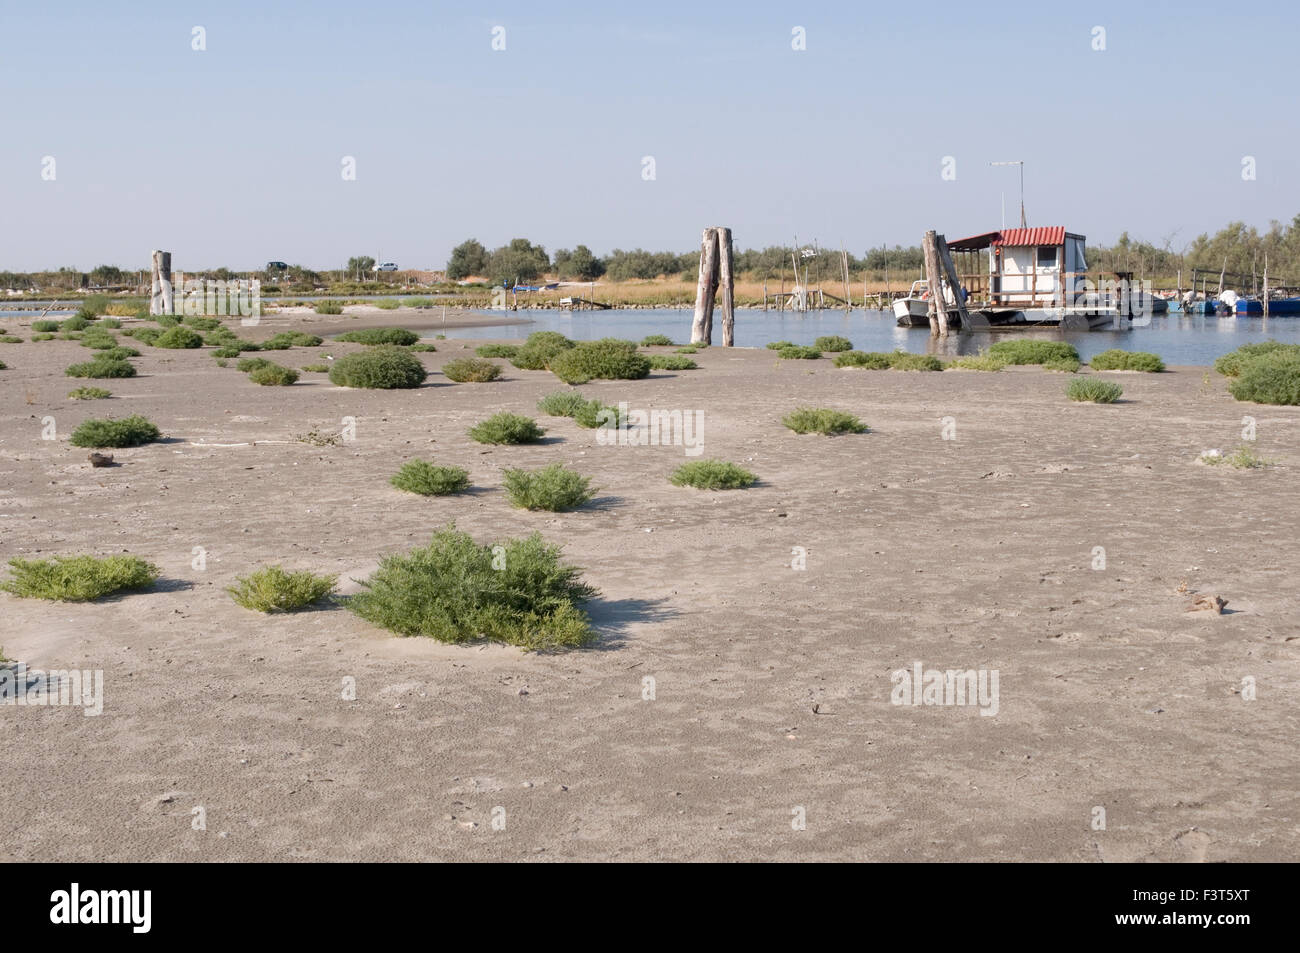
[1,311,1297,861]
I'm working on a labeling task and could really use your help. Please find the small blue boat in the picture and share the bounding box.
[1186,300,1218,314]
[1236,298,1300,315]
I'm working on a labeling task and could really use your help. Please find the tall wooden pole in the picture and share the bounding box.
[691,228,719,344]
[1263,253,1270,320]
[922,230,946,336]
[717,227,735,347]
[150,250,173,315]
[935,234,970,331]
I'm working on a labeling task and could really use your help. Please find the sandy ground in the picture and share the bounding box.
[1,312,1298,862]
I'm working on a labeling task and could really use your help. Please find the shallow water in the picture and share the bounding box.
[423,308,1300,366]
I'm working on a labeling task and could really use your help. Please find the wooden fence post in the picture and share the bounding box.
[150,250,173,315]
[922,230,945,336]
[717,227,735,346]
[691,228,720,345]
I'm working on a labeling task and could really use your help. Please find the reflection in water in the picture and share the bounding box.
[427,309,1300,366]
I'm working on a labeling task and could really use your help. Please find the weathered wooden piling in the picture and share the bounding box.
[922,231,946,335]
[150,250,173,315]
[691,226,735,345]
[717,227,735,347]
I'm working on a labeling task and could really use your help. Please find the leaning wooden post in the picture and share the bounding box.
[691,227,719,344]
[716,227,735,346]
[935,234,970,331]
[150,250,173,315]
[921,230,945,336]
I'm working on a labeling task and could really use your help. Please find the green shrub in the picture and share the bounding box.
[670,459,757,490]
[537,391,589,417]
[1,554,159,601]
[128,327,161,346]
[1089,349,1165,372]
[675,346,698,354]
[237,356,273,372]
[511,331,575,370]
[442,357,502,382]
[648,355,697,370]
[988,339,1080,365]
[374,298,401,310]
[31,320,59,332]
[347,525,599,650]
[0,335,23,343]
[391,461,471,496]
[502,464,596,511]
[68,387,112,400]
[80,332,118,350]
[101,346,139,360]
[640,334,675,347]
[404,297,433,308]
[227,565,337,612]
[65,357,136,379]
[262,331,323,348]
[59,331,84,340]
[248,363,299,386]
[154,314,179,328]
[212,346,241,358]
[32,333,55,341]
[776,345,822,360]
[1214,341,1300,377]
[300,363,330,373]
[549,338,652,384]
[69,414,162,448]
[888,353,944,371]
[834,350,893,369]
[334,327,419,346]
[314,300,344,315]
[99,317,122,329]
[407,343,438,352]
[328,345,427,388]
[782,407,868,435]
[1043,358,1082,373]
[60,315,92,331]
[1227,352,1300,405]
[182,316,222,331]
[766,340,795,350]
[814,335,853,352]
[572,399,624,429]
[1065,378,1123,403]
[154,326,204,349]
[947,353,1007,371]
[468,412,544,444]
[1201,445,1272,469]
[476,343,519,359]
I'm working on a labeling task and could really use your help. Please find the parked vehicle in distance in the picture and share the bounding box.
[374,261,399,272]
[265,261,288,271]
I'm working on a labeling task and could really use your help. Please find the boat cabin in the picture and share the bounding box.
[947,227,1087,307]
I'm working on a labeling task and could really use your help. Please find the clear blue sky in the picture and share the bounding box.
[3,0,1296,271]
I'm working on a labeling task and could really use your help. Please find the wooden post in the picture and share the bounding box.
[921,230,945,335]
[150,250,173,315]
[763,279,768,312]
[717,227,735,347]
[1263,254,1269,319]
[691,228,719,344]
[935,234,970,331]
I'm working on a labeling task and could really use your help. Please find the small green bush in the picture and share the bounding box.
[99,317,122,329]
[300,363,330,373]
[407,343,438,353]
[1201,445,1272,469]
[314,300,344,315]
[154,326,204,349]
[374,298,401,310]
[60,315,92,331]
[69,414,162,448]
[212,346,241,358]
[888,353,944,371]
[1065,378,1123,403]
[765,340,795,350]
[476,343,519,359]
[329,345,427,388]
[947,353,1007,371]
[1043,358,1082,373]
[442,357,502,382]
[549,338,651,384]
[782,407,868,435]
[68,387,111,400]
[80,332,118,350]
[1213,341,1300,377]
[776,345,822,360]
[65,357,136,379]
[640,334,675,347]
[502,464,596,512]
[248,363,300,386]
[101,346,140,360]
[263,331,323,348]
[32,333,55,341]
[182,316,222,331]
[1227,352,1300,405]
[670,459,757,490]
[988,339,1080,365]
[129,327,161,346]
[674,346,698,354]
[0,335,22,343]
[237,356,273,373]
[227,565,337,612]
[510,331,575,370]
[834,350,893,369]
[814,335,853,352]
[391,461,471,496]
[31,320,59,332]
[1089,349,1165,372]
[648,355,698,370]
[572,399,624,429]
[347,525,599,650]
[334,327,419,346]
[1,554,159,601]
[468,412,544,444]
[537,391,589,417]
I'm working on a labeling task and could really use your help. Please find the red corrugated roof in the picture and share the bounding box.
[993,227,1066,247]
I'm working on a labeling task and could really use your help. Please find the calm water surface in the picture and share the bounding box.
[425,308,1300,366]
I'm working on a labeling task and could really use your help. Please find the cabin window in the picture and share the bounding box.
[1037,246,1058,268]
